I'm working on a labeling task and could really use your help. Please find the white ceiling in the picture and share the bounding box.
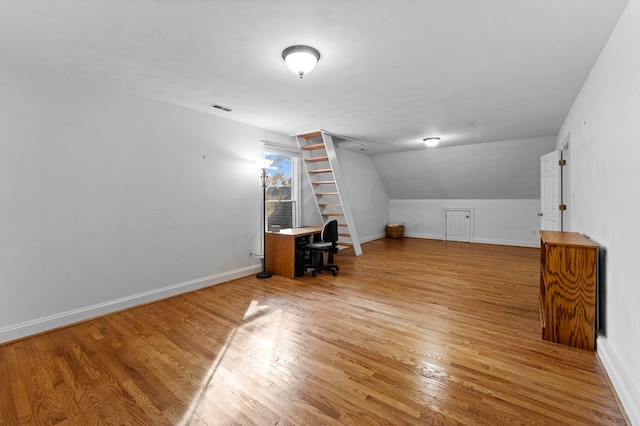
[0,0,629,154]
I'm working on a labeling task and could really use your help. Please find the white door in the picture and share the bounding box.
[445,209,472,242]
[561,144,571,231]
[540,150,562,231]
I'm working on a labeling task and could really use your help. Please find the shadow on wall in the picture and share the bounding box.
[595,242,607,337]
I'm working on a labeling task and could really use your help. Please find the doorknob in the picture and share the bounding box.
[538,212,543,217]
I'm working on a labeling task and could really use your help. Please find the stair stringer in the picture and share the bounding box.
[322,132,362,255]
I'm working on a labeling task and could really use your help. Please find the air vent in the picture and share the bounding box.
[210,104,233,112]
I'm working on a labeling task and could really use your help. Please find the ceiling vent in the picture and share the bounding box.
[210,104,233,112]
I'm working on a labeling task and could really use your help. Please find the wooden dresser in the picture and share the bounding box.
[539,231,598,351]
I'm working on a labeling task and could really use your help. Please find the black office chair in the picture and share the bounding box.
[306,219,340,277]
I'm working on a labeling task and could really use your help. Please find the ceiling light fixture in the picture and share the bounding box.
[282,45,321,79]
[423,137,441,147]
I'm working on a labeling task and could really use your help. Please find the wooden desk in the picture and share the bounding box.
[265,226,322,279]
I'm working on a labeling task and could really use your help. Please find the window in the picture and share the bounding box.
[264,151,299,230]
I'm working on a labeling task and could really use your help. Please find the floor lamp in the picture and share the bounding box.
[256,159,273,279]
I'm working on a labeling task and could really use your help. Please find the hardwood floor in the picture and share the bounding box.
[0,238,627,425]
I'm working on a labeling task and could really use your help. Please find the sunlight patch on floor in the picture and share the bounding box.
[178,300,287,424]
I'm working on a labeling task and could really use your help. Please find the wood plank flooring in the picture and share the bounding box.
[0,238,627,425]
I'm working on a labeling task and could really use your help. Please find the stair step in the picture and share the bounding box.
[295,130,362,256]
[300,143,326,151]
[298,131,323,139]
[305,156,329,163]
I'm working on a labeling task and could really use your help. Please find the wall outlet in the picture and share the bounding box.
[248,247,253,256]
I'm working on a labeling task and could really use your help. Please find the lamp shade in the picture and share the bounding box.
[282,45,320,78]
[256,159,273,170]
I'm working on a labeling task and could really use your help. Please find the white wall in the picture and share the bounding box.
[299,163,323,228]
[391,199,541,247]
[336,148,390,242]
[556,0,640,422]
[0,60,293,343]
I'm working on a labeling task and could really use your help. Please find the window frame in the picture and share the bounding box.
[262,143,301,231]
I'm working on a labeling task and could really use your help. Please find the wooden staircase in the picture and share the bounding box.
[296,130,363,256]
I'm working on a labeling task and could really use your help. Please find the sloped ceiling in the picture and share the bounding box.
[371,137,556,199]
[0,0,629,154]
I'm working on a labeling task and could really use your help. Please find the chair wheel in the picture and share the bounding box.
[312,271,317,277]
[335,266,340,271]
[332,271,337,276]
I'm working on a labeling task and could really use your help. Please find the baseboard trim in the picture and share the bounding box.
[359,233,386,244]
[0,264,262,345]
[473,237,538,248]
[597,338,639,425]
[404,232,442,240]
[400,233,538,248]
